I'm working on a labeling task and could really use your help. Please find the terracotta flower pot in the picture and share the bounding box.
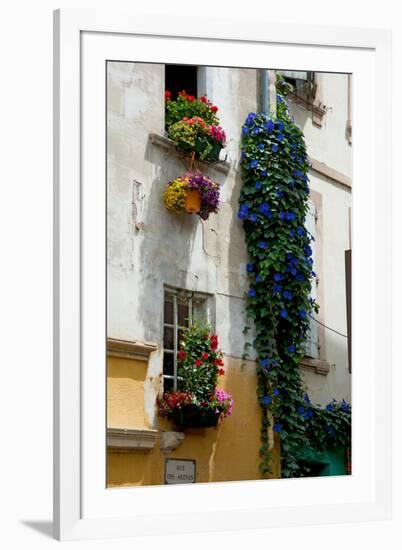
[184,189,201,214]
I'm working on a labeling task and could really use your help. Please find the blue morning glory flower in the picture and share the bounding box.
[263,119,275,132]
[262,395,272,406]
[242,126,249,136]
[273,388,280,396]
[248,288,257,298]
[260,169,268,177]
[277,94,283,103]
[304,393,311,404]
[259,203,272,218]
[252,127,260,135]
[276,121,284,132]
[254,181,262,190]
[257,143,265,151]
[299,309,307,318]
[297,227,305,237]
[277,133,284,142]
[246,263,254,273]
[279,211,286,221]
[289,230,295,238]
[304,245,313,257]
[248,213,258,222]
[287,344,296,353]
[296,273,305,282]
[238,204,249,219]
[297,406,305,414]
[273,284,282,294]
[273,423,282,433]
[245,112,257,126]
[241,150,246,159]
[311,271,317,278]
[273,273,283,282]
[256,274,263,283]
[276,190,284,198]
[280,309,288,318]
[250,159,259,169]
[283,290,293,300]
[303,410,314,420]
[258,241,267,249]
[286,211,296,221]
[293,170,303,178]
[326,404,334,412]
[341,400,350,412]
[271,143,279,153]
[259,358,270,367]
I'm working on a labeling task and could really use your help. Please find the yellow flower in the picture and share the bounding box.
[163,177,188,213]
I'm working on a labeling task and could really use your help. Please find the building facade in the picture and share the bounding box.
[106,62,352,486]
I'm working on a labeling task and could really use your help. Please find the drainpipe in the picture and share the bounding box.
[260,69,269,115]
[260,69,277,117]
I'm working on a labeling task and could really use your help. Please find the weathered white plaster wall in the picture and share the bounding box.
[107,62,351,407]
[107,62,258,362]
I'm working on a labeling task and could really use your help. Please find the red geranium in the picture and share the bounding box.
[165,90,171,101]
[195,359,202,367]
[214,358,224,367]
[200,96,207,103]
[202,352,209,360]
[178,350,186,361]
[211,105,218,112]
[219,368,225,376]
[210,335,219,350]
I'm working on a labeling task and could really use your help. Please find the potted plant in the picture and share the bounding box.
[157,324,234,428]
[165,91,227,162]
[163,171,220,220]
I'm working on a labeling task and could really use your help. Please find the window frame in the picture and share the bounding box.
[162,286,213,391]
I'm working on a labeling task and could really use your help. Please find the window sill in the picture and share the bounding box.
[107,338,158,362]
[300,357,330,376]
[107,427,158,453]
[149,132,231,175]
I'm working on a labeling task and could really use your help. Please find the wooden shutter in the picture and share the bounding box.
[304,199,319,359]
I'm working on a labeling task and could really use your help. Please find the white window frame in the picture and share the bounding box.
[163,286,213,391]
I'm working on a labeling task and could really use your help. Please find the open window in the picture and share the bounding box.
[165,64,198,100]
[162,286,214,392]
[280,70,326,127]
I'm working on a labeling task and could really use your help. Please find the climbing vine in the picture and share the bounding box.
[239,77,351,478]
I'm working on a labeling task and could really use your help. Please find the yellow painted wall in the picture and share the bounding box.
[107,356,148,429]
[107,355,280,487]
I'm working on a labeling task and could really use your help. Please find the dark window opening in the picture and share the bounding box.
[165,65,198,100]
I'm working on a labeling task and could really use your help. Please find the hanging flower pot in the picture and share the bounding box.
[163,171,220,221]
[184,189,201,213]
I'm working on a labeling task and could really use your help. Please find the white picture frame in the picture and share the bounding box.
[53,8,392,541]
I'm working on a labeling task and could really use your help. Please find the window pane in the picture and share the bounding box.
[163,377,174,393]
[177,328,186,350]
[164,296,174,325]
[163,353,174,376]
[193,298,208,325]
[163,326,174,350]
[178,302,189,327]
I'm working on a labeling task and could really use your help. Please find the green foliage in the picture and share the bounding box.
[165,91,219,129]
[177,323,223,401]
[164,91,226,162]
[239,87,351,478]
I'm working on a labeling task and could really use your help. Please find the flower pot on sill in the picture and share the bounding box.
[169,404,221,428]
[184,189,201,214]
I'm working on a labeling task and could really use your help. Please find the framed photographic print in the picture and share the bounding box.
[53,8,392,541]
